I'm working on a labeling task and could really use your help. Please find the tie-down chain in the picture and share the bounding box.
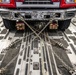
[19,15,76,75]
[0,14,76,75]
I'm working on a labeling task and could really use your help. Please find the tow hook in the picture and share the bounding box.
[16,22,25,30]
[49,20,58,29]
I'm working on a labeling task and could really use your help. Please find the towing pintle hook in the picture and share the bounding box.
[35,22,46,30]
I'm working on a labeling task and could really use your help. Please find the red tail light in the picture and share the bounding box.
[52,0,59,2]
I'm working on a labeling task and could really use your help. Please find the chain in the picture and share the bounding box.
[31,26,68,51]
[31,26,75,74]
[46,33,75,74]
[0,14,51,74]
[2,32,34,52]
[0,13,75,75]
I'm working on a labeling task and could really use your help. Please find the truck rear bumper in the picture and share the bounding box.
[0,8,76,20]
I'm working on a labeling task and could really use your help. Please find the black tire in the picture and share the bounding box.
[3,19,16,30]
[58,19,71,31]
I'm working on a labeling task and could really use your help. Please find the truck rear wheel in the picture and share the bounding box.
[3,19,16,30]
[58,19,71,31]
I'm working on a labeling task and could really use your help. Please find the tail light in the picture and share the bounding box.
[52,0,59,2]
[60,0,76,8]
[0,0,10,3]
